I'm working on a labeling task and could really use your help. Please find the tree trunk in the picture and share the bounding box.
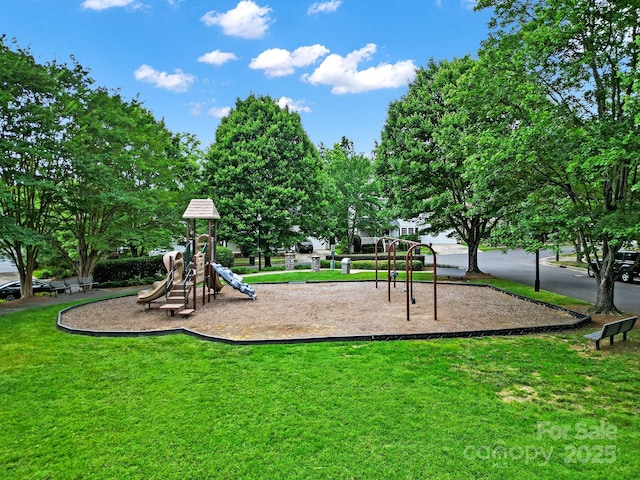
[17,245,37,299]
[264,256,272,268]
[466,237,483,274]
[593,274,619,314]
[574,233,584,263]
[591,243,621,314]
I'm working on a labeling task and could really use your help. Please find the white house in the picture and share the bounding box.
[388,219,458,244]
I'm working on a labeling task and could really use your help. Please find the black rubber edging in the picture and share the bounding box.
[56,282,591,345]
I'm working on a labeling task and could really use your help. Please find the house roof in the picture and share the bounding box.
[182,199,220,220]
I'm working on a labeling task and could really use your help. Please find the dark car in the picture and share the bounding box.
[0,279,53,301]
[588,250,640,283]
[295,240,314,253]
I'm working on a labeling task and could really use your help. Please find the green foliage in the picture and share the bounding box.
[375,57,504,273]
[230,266,252,275]
[215,246,234,268]
[351,259,424,271]
[474,0,640,312]
[32,268,53,280]
[93,256,164,283]
[319,137,389,250]
[56,88,185,278]
[0,37,75,296]
[203,94,325,256]
[0,37,195,298]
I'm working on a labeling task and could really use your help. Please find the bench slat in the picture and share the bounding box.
[584,316,637,350]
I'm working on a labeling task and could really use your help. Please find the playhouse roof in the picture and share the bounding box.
[182,199,220,220]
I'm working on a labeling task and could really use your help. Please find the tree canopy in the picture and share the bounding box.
[1,37,192,296]
[203,94,324,263]
[319,137,387,252]
[475,0,640,313]
[376,57,512,272]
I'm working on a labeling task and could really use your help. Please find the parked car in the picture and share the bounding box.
[587,250,640,283]
[0,279,53,301]
[295,240,314,253]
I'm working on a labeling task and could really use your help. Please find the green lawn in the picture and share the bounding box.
[1,277,638,479]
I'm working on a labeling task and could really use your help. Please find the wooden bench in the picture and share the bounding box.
[584,316,637,350]
[79,276,98,291]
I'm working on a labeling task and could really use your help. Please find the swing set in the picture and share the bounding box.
[374,237,438,322]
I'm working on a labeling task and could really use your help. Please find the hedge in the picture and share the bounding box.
[319,259,424,271]
[351,260,424,271]
[93,256,165,283]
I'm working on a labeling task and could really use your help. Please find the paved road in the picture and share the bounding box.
[439,248,639,315]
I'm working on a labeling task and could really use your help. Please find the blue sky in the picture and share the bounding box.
[1,1,492,154]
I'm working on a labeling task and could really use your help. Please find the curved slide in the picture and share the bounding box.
[137,251,183,305]
[211,263,257,300]
[136,277,169,304]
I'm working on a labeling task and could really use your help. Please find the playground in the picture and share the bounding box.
[57,199,589,342]
[58,280,589,343]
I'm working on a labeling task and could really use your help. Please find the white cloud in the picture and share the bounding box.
[200,1,271,39]
[81,0,137,10]
[134,64,195,92]
[197,50,238,66]
[303,43,416,94]
[276,97,311,113]
[208,106,231,118]
[189,102,205,116]
[308,1,342,14]
[249,44,329,78]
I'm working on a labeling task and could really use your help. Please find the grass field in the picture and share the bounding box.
[1,274,639,479]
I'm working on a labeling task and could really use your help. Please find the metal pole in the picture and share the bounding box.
[387,241,392,302]
[374,240,378,287]
[431,244,437,321]
[257,214,262,272]
[535,249,540,292]
[406,243,412,322]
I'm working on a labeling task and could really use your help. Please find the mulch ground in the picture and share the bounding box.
[58,281,591,342]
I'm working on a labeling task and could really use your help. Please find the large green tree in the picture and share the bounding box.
[0,37,78,297]
[203,94,324,264]
[1,37,191,296]
[376,57,511,273]
[320,137,387,253]
[55,87,184,277]
[450,50,578,253]
[476,0,640,313]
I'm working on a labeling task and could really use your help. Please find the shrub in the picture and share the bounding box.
[351,260,424,271]
[216,246,234,268]
[361,244,377,254]
[93,256,164,284]
[33,268,54,280]
[231,266,252,275]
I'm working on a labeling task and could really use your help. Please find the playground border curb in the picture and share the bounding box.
[56,282,592,345]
